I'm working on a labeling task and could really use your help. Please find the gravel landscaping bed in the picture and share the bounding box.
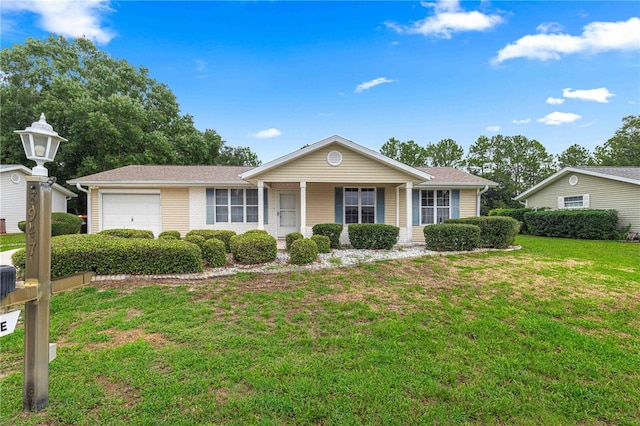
[93,244,520,282]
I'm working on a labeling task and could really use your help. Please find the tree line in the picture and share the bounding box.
[1,36,638,216]
[0,36,260,212]
[380,115,639,213]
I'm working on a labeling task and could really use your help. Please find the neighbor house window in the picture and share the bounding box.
[563,195,584,208]
[206,188,258,224]
[345,188,375,224]
[421,190,450,225]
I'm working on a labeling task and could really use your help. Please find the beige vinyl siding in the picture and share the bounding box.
[460,189,477,218]
[90,187,99,233]
[525,173,640,232]
[161,187,189,236]
[255,144,418,183]
[306,183,335,226]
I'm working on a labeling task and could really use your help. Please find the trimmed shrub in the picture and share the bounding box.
[244,229,269,235]
[186,229,218,240]
[184,234,206,250]
[290,238,318,265]
[285,232,304,252]
[98,229,155,239]
[348,224,399,250]
[489,207,548,234]
[186,230,238,253]
[423,224,480,251]
[12,234,203,278]
[159,230,181,239]
[230,232,277,264]
[445,216,519,249]
[202,238,227,267]
[524,209,618,240]
[310,234,331,253]
[18,212,83,236]
[211,230,237,253]
[312,223,343,249]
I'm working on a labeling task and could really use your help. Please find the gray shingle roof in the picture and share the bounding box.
[68,165,253,185]
[416,167,498,186]
[573,166,640,181]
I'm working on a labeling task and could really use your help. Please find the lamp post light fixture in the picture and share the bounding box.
[13,113,66,411]
[14,113,67,177]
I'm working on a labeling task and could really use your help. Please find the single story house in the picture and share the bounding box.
[515,166,640,232]
[0,164,77,234]
[68,135,498,243]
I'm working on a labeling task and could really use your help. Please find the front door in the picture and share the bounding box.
[278,192,298,236]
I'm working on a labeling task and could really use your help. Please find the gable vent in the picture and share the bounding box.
[327,150,343,166]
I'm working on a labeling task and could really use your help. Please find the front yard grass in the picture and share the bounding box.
[0,233,25,252]
[1,235,638,424]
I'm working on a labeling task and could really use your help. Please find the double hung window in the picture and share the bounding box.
[207,188,258,224]
[563,195,584,208]
[421,190,450,225]
[345,188,375,224]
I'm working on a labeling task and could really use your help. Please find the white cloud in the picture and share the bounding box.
[385,0,504,39]
[537,112,581,125]
[536,22,563,34]
[249,128,282,139]
[486,125,501,132]
[546,97,565,105]
[512,118,531,124]
[562,87,614,103]
[355,77,396,93]
[493,17,640,63]
[3,0,115,44]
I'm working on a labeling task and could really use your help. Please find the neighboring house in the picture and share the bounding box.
[515,166,640,232]
[68,135,497,243]
[0,164,77,234]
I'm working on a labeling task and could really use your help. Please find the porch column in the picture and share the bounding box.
[395,186,400,227]
[405,182,413,242]
[300,181,307,237]
[257,180,264,230]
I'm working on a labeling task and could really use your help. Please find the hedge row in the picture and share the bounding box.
[12,234,203,278]
[445,216,519,249]
[18,212,83,236]
[524,209,619,240]
[488,207,548,234]
[423,224,481,251]
[98,229,154,239]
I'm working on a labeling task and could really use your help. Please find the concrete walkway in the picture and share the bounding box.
[1,249,19,266]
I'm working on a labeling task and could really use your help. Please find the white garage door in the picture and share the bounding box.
[102,193,161,237]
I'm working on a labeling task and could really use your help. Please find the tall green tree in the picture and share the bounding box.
[380,137,429,167]
[424,138,465,167]
[557,144,594,168]
[466,134,555,213]
[594,115,640,166]
[0,35,259,189]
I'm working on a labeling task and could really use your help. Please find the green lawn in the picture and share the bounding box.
[0,233,25,252]
[1,235,638,425]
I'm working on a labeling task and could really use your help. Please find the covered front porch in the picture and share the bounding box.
[255,180,418,244]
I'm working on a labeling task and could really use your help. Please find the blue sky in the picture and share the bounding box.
[2,1,639,163]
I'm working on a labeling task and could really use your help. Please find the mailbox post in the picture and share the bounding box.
[15,114,65,411]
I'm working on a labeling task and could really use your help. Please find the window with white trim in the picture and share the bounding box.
[563,195,584,208]
[421,190,450,225]
[345,188,375,224]
[206,188,258,224]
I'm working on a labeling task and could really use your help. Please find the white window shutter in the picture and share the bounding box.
[557,196,564,209]
[583,194,590,208]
